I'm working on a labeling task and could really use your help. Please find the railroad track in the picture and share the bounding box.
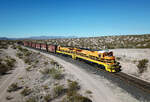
[114,72,150,94]
[95,65,150,95]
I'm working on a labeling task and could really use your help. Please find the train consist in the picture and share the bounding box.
[23,41,121,72]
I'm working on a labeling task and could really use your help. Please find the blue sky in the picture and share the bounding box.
[0,0,150,38]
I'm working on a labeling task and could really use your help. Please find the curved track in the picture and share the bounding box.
[114,72,150,93]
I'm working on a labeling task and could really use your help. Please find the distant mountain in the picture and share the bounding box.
[27,36,77,39]
[0,36,77,40]
[0,37,10,40]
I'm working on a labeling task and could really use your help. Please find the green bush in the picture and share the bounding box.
[17,46,23,51]
[21,87,32,96]
[50,60,58,65]
[67,80,80,97]
[68,80,80,92]
[35,60,39,64]
[116,57,121,61]
[26,96,37,102]
[53,85,65,97]
[23,58,31,64]
[16,52,23,58]
[0,57,16,74]
[137,59,149,73]
[44,94,52,102]
[7,83,21,92]
[85,90,92,94]
[50,68,63,79]
[11,45,16,49]
[26,66,32,71]
[44,61,48,65]
[40,67,63,79]
[5,57,16,68]
[24,51,32,56]
[6,96,13,100]
[0,63,9,74]
[62,93,92,102]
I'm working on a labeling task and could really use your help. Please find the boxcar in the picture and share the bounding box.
[32,43,36,48]
[29,42,32,47]
[36,43,41,49]
[41,43,47,51]
[23,41,28,46]
[48,45,57,53]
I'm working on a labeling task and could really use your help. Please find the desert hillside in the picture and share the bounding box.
[33,34,150,49]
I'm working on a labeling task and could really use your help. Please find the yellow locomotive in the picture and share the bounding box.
[57,46,121,72]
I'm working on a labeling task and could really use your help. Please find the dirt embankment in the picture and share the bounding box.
[112,49,150,82]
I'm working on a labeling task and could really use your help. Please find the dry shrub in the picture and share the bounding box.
[137,59,149,73]
[0,57,16,74]
[7,83,21,92]
[5,57,16,68]
[25,96,37,102]
[0,63,9,74]
[21,87,32,96]
[53,85,65,97]
[44,94,52,102]
[16,52,23,58]
[23,57,31,64]
[85,90,92,94]
[26,66,32,71]
[50,60,58,66]
[67,80,80,97]
[116,57,121,61]
[6,96,13,100]
[62,93,92,102]
[40,67,63,79]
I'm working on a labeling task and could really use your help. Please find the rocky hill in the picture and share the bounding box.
[35,34,150,49]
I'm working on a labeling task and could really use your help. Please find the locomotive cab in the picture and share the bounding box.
[98,50,115,63]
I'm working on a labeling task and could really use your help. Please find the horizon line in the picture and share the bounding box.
[0,33,150,39]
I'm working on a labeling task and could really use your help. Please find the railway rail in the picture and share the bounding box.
[115,72,150,94]
[94,65,150,95]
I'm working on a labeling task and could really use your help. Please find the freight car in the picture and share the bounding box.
[23,41,28,46]
[28,42,32,47]
[36,43,41,49]
[41,43,47,51]
[23,41,121,72]
[48,45,57,53]
[31,42,36,48]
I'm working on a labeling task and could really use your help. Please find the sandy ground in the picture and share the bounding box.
[111,49,150,82]
[26,47,140,102]
[0,47,27,101]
